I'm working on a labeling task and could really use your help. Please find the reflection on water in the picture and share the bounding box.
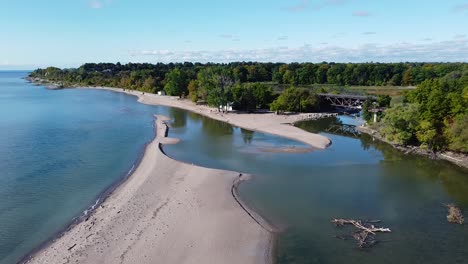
[241,128,254,145]
[164,113,468,264]
[297,116,361,138]
[4,70,466,264]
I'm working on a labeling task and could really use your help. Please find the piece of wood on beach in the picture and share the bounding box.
[67,244,77,251]
[445,204,464,224]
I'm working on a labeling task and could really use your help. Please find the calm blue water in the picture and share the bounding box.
[0,72,162,264]
[1,72,467,264]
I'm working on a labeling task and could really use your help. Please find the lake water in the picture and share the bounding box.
[1,72,467,264]
[0,72,161,263]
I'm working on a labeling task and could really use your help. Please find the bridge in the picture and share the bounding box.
[318,94,376,110]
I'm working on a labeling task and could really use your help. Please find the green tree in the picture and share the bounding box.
[209,74,234,112]
[402,69,413,86]
[463,86,468,100]
[377,95,392,107]
[164,68,188,97]
[187,79,199,102]
[270,87,319,113]
[446,114,468,152]
[142,76,156,92]
[232,83,256,112]
[251,83,273,109]
[416,120,440,150]
[197,67,234,111]
[282,70,296,85]
[380,103,420,145]
[316,64,329,84]
[361,97,376,122]
[327,64,346,85]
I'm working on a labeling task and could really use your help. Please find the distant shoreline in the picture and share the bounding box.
[25,77,334,149]
[85,85,334,149]
[357,126,468,169]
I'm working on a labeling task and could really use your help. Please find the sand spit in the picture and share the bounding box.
[25,115,273,264]
[87,87,332,149]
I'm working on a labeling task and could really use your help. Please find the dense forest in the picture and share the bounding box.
[30,62,467,92]
[373,70,467,153]
[30,62,467,153]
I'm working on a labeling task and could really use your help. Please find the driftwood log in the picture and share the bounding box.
[332,219,391,249]
[445,204,464,225]
[67,243,77,251]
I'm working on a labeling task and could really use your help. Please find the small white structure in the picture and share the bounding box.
[219,103,233,112]
[158,91,166,96]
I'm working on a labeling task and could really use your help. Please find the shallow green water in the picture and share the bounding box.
[164,113,468,264]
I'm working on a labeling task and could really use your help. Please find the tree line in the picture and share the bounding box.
[30,62,467,113]
[370,70,467,153]
[30,62,467,152]
[31,62,467,94]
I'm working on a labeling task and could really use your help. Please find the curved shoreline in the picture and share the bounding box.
[25,115,275,264]
[22,84,333,264]
[357,126,468,169]
[83,86,333,150]
[18,120,159,264]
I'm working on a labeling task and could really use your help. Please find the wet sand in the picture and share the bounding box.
[25,86,333,264]
[25,115,273,264]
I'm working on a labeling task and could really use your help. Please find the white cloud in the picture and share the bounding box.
[129,39,468,63]
[136,50,174,56]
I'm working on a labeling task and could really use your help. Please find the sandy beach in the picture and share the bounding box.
[92,87,332,149]
[26,115,273,264]
[24,86,334,264]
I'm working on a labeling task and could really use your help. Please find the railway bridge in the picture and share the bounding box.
[318,93,376,110]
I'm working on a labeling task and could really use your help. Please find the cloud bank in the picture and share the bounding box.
[130,38,468,63]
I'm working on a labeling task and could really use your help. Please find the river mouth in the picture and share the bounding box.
[164,111,468,264]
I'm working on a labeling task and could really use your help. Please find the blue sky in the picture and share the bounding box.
[1,0,467,69]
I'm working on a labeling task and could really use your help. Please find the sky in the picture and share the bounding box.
[1,0,467,69]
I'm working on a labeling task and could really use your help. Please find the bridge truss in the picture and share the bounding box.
[319,94,374,110]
